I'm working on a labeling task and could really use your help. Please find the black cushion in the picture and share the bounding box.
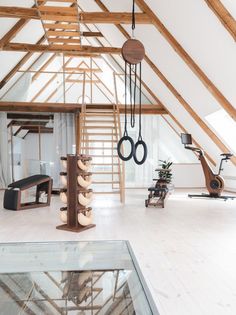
[8,175,50,190]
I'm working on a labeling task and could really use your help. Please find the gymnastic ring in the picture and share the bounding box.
[117,136,134,161]
[133,140,148,165]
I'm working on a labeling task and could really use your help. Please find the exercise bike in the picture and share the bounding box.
[181,133,235,201]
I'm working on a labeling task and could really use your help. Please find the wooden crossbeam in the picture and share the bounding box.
[46,28,103,37]
[204,0,236,40]
[38,6,77,13]
[66,79,100,83]
[47,38,80,43]
[8,113,51,120]
[0,7,150,24]
[11,121,47,127]
[0,101,81,112]
[46,30,79,37]
[78,12,150,24]
[65,67,102,72]
[44,23,78,30]
[82,31,103,37]
[0,102,167,114]
[135,0,236,121]
[64,53,101,58]
[18,69,102,74]
[0,6,38,19]
[3,43,121,54]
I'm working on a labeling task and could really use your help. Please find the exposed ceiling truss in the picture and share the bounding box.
[0,0,235,165]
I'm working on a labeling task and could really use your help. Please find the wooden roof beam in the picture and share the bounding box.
[204,0,236,41]
[3,43,121,54]
[135,0,236,121]
[0,7,150,24]
[0,101,167,114]
[0,6,38,19]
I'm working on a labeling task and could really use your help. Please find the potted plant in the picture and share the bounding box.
[155,159,173,184]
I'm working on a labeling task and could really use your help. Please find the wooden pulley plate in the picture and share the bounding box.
[122,39,145,64]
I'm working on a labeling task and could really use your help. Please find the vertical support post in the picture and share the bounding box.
[90,57,93,103]
[113,72,125,203]
[67,155,78,228]
[62,53,66,104]
[112,127,114,189]
[75,112,81,155]
[82,71,86,105]
[113,72,119,104]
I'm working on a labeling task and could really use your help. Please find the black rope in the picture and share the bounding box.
[132,0,136,30]
[124,61,128,137]
[138,62,142,141]
[130,64,137,128]
[129,64,133,127]
[133,61,148,165]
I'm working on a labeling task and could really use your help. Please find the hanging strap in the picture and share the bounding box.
[117,61,135,162]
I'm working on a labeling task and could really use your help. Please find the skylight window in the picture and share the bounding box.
[205,109,236,154]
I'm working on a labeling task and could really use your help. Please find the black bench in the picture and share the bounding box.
[4,175,52,210]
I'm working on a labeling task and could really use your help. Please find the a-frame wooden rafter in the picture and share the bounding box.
[204,0,236,41]
[0,0,234,166]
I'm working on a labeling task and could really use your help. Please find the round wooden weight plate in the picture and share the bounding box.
[122,39,145,64]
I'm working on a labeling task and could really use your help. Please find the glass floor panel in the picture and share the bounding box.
[0,241,159,315]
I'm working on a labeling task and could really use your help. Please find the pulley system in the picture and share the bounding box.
[117,0,148,165]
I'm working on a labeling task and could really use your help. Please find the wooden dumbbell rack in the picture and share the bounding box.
[56,154,95,233]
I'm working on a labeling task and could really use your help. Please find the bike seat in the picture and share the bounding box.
[220,153,233,159]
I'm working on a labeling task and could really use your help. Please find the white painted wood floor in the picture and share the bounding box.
[1,189,236,315]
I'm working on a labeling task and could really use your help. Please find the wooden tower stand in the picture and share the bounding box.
[57,154,95,233]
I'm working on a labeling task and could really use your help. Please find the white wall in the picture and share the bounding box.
[172,164,204,188]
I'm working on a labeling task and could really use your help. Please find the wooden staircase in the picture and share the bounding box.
[79,105,125,202]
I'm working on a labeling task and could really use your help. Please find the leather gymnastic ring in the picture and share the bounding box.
[133,140,148,165]
[117,136,134,161]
